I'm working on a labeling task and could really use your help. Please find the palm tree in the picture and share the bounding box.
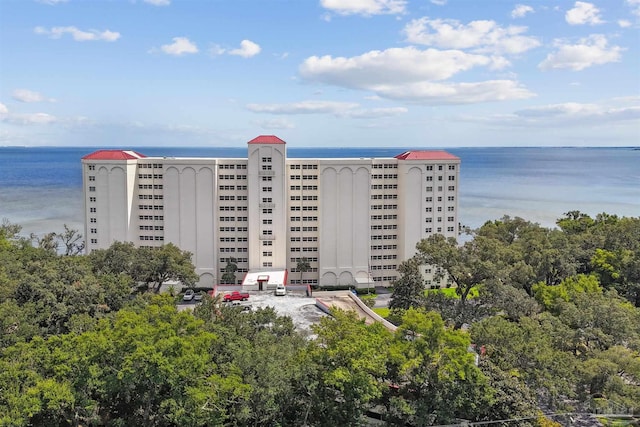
[296,257,311,286]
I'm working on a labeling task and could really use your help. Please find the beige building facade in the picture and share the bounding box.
[82,135,460,288]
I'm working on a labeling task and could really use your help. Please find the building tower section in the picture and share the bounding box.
[81,135,460,288]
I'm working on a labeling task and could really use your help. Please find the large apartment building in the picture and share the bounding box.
[82,135,460,288]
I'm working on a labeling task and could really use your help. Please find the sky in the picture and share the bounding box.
[0,0,639,148]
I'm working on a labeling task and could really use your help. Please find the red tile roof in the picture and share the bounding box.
[82,150,147,160]
[395,151,459,161]
[247,135,286,144]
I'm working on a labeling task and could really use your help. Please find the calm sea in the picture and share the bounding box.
[0,146,638,238]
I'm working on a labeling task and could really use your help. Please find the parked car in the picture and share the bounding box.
[274,284,286,296]
[183,289,195,301]
[194,291,204,301]
[223,291,249,302]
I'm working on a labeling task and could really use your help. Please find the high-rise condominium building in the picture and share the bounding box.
[82,135,460,288]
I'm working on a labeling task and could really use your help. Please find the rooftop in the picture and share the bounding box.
[394,150,459,161]
[247,135,287,145]
[82,150,147,160]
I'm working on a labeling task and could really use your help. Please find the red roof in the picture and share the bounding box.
[394,151,459,161]
[247,135,286,145]
[82,150,147,160]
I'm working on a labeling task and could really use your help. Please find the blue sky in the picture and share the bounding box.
[0,0,638,148]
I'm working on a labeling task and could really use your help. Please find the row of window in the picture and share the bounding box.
[371,214,398,220]
[138,163,163,169]
[290,267,319,273]
[139,225,164,230]
[219,174,247,180]
[371,174,398,180]
[219,185,248,190]
[426,196,456,202]
[138,174,163,179]
[291,247,318,252]
[290,164,318,170]
[138,194,163,200]
[371,164,398,169]
[219,206,248,211]
[220,195,248,201]
[371,224,397,230]
[371,184,397,190]
[371,204,397,210]
[140,235,164,241]
[220,237,248,242]
[371,235,397,240]
[426,176,456,182]
[290,185,318,191]
[220,257,249,263]
[291,257,318,263]
[371,194,397,200]
[139,184,163,190]
[139,205,163,210]
[291,236,318,242]
[290,195,318,201]
[291,226,318,232]
[371,244,398,250]
[426,165,456,171]
[371,264,397,270]
[219,164,247,169]
[425,226,455,233]
[291,206,317,211]
[371,254,397,260]
[220,247,249,253]
[290,175,318,180]
[290,216,318,222]
[220,216,248,221]
[139,215,164,220]
[219,226,248,232]
[426,186,456,192]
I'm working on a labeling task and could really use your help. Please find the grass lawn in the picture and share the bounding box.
[373,307,390,318]
[424,286,479,299]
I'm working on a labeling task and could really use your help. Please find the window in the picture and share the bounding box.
[448,196,455,201]
[426,176,433,182]
[426,207,432,212]
[262,187,272,192]
[262,176,272,182]
[89,186,95,192]
[263,262,273,267]
[447,226,455,232]
[263,241,272,246]
[448,216,455,222]
[88,165,95,171]
[448,186,455,191]
[90,228,97,234]
[262,197,273,203]
[438,165,443,171]
[426,165,433,171]
[448,165,456,170]
[263,219,272,225]
[89,176,95,181]
[89,197,96,202]
[262,157,272,163]
[426,186,432,192]
[263,208,273,214]
[90,218,96,223]
[262,251,273,257]
[262,165,272,170]
[448,176,455,181]
[90,239,97,244]
[448,206,455,211]
[90,207,96,213]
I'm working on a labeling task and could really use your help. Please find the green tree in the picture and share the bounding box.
[57,224,85,256]
[384,309,493,425]
[296,257,311,285]
[221,257,238,285]
[141,243,198,292]
[389,256,425,312]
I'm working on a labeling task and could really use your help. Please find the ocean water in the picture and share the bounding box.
[0,146,638,238]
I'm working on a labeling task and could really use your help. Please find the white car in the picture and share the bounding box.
[274,284,286,296]
[183,289,195,301]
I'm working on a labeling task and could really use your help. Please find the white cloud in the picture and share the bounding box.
[539,35,623,71]
[143,0,170,5]
[628,0,640,16]
[253,118,295,129]
[370,80,534,104]
[246,100,408,119]
[341,107,408,118]
[300,47,491,86]
[209,44,226,56]
[34,26,120,42]
[0,110,57,125]
[431,0,447,5]
[403,18,540,55]
[160,37,198,56]
[12,89,55,103]
[618,19,632,27]
[229,40,261,58]
[299,46,534,104]
[566,1,604,25]
[459,98,640,130]
[320,0,406,16]
[511,4,534,18]
[246,100,359,115]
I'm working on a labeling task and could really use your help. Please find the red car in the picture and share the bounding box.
[223,291,249,302]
